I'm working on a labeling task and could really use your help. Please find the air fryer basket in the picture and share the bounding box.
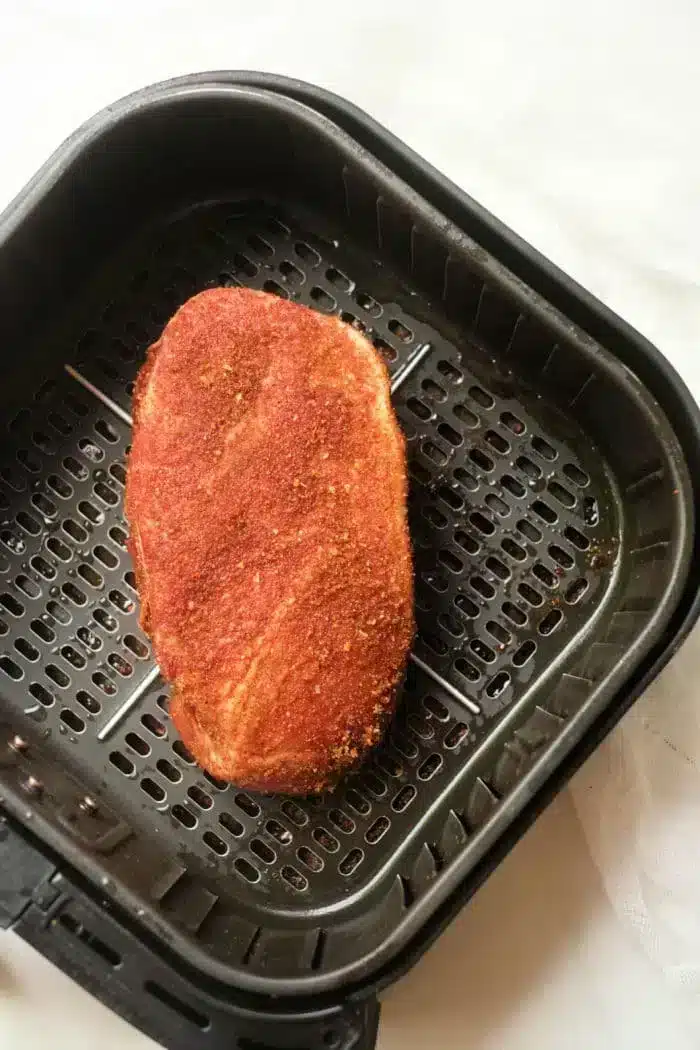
[0,77,696,1049]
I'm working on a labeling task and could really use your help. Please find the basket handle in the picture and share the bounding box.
[1,814,380,1049]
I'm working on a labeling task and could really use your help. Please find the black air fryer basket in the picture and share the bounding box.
[1,73,699,1050]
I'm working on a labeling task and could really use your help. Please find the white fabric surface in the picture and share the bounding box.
[1,2,700,1047]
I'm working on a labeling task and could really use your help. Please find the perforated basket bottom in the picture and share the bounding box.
[0,200,620,973]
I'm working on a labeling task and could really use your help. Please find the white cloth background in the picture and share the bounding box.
[1,3,700,1047]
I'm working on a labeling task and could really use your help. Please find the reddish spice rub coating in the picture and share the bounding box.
[125,287,414,794]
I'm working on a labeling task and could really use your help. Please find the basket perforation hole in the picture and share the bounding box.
[16,512,41,536]
[548,544,574,569]
[46,600,71,625]
[502,601,527,626]
[265,819,293,845]
[539,608,564,636]
[468,385,494,409]
[512,639,537,666]
[46,663,70,688]
[531,435,558,461]
[373,337,396,364]
[391,732,419,760]
[63,519,88,544]
[518,582,543,607]
[92,544,119,571]
[517,519,542,543]
[203,831,228,856]
[94,358,122,383]
[63,393,88,417]
[388,319,413,343]
[454,657,480,682]
[218,811,244,837]
[141,712,165,737]
[78,438,104,463]
[563,525,590,551]
[485,493,510,518]
[141,778,166,803]
[563,463,590,488]
[310,286,337,312]
[78,563,103,589]
[29,682,55,707]
[338,849,364,876]
[262,280,288,299]
[92,671,116,696]
[232,252,257,278]
[0,656,23,680]
[391,785,417,811]
[423,506,449,530]
[437,422,462,448]
[485,557,510,582]
[247,233,273,258]
[485,620,511,647]
[325,266,351,291]
[340,311,364,331]
[0,592,23,618]
[407,397,432,421]
[17,449,42,474]
[469,448,494,472]
[63,456,88,481]
[470,511,495,537]
[124,635,149,659]
[437,549,463,574]
[281,865,307,890]
[188,785,213,810]
[485,430,510,455]
[47,474,72,499]
[202,772,227,792]
[61,582,86,607]
[93,608,117,633]
[470,638,496,664]
[422,631,448,656]
[444,723,469,749]
[78,501,104,525]
[108,526,128,550]
[329,809,355,834]
[470,575,495,600]
[61,644,86,670]
[358,771,387,798]
[123,571,137,593]
[297,845,324,871]
[32,431,55,455]
[110,463,126,487]
[345,789,371,816]
[75,690,100,714]
[0,529,24,555]
[565,577,589,604]
[234,792,260,818]
[1,466,27,491]
[421,379,446,403]
[454,594,478,620]
[453,469,478,494]
[418,753,443,780]
[312,827,340,853]
[422,441,449,467]
[532,562,558,588]
[500,411,525,434]
[109,751,134,776]
[30,618,55,643]
[94,482,118,507]
[108,589,135,615]
[156,759,181,784]
[95,419,119,444]
[125,732,150,756]
[15,575,41,599]
[453,403,479,428]
[548,481,576,508]
[516,455,541,482]
[172,804,197,829]
[486,670,511,698]
[501,474,526,500]
[365,816,391,844]
[454,530,479,556]
[278,260,304,285]
[28,499,57,531]
[437,359,462,382]
[437,612,463,638]
[532,500,557,525]
[172,739,195,764]
[355,291,381,316]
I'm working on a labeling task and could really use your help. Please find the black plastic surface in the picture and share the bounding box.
[0,73,699,1048]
